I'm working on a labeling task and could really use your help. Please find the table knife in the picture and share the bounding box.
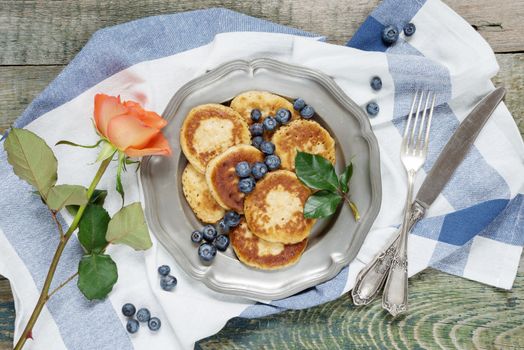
[351,87,506,306]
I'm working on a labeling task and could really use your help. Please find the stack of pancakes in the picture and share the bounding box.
[180,91,336,270]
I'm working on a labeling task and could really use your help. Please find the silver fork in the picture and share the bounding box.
[381,91,435,316]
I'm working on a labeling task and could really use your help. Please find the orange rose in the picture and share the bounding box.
[93,94,172,157]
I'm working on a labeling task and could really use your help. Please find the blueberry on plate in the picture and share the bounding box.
[198,243,217,262]
[300,105,315,119]
[202,224,218,242]
[218,218,230,234]
[275,108,291,125]
[403,22,416,36]
[224,210,241,227]
[160,275,177,291]
[214,234,230,251]
[252,135,264,149]
[126,319,139,334]
[148,317,161,331]
[235,161,251,178]
[263,116,278,131]
[366,102,380,116]
[252,162,268,179]
[264,155,281,170]
[157,265,170,276]
[136,308,151,323]
[191,230,203,243]
[250,123,264,136]
[370,76,382,91]
[238,177,256,193]
[122,303,136,317]
[382,25,399,45]
[250,108,262,122]
[293,98,306,111]
[260,141,275,155]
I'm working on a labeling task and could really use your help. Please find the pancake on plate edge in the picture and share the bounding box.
[230,91,300,126]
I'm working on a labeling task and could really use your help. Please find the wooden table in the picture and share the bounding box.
[1,1,523,348]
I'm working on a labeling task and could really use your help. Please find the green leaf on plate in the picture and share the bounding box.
[106,202,152,250]
[303,190,342,219]
[46,184,88,211]
[78,204,110,254]
[66,189,108,216]
[295,151,339,192]
[4,128,57,199]
[339,162,353,194]
[77,254,118,300]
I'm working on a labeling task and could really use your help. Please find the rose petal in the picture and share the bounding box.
[124,101,167,130]
[94,94,128,137]
[124,132,172,157]
[106,114,159,151]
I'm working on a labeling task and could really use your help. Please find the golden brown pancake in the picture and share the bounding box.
[181,163,225,223]
[244,170,316,244]
[271,119,336,171]
[230,91,300,126]
[180,104,250,173]
[205,144,263,214]
[231,220,307,270]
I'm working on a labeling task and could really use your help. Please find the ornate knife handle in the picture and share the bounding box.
[351,202,425,306]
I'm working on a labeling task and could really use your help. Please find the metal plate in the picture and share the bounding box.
[140,58,381,300]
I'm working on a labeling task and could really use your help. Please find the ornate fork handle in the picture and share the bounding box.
[351,201,425,306]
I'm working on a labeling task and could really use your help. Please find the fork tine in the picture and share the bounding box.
[423,93,436,153]
[416,91,431,153]
[403,90,419,147]
[409,91,424,152]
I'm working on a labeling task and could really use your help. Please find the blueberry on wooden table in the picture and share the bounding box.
[224,211,241,227]
[148,317,161,331]
[157,265,170,276]
[264,155,281,170]
[191,230,203,243]
[198,243,217,262]
[252,162,268,179]
[250,123,264,136]
[126,319,140,334]
[370,76,382,91]
[214,234,230,251]
[382,25,399,45]
[263,116,278,131]
[235,161,251,178]
[403,22,416,36]
[238,177,256,193]
[300,105,315,119]
[160,275,177,291]
[122,303,136,317]
[252,135,264,149]
[202,225,218,242]
[136,308,151,323]
[251,108,262,122]
[260,141,275,155]
[293,98,306,111]
[275,108,291,124]
[366,102,380,116]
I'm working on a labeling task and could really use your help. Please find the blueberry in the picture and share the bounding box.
[235,161,251,178]
[198,243,217,262]
[252,162,268,180]
[214,234,230,251]
[300,105,315,119]
[260,141,275,155]
[264,155,281,170]
[224,211,241,227]
[250,123,264,136]
[370,76,382,91]
[293,98,306,111]
[252,136,264,149]
[275,108,291,125]
[382,25,399,45]
[403,22,416,36]
[191,230,203,243]
[263,116,278,132]
[250,109,262,122]
[202,224,218,242]
[122,303,136,317]
[148,317,161,331]
[160,275,177,291]
[157,265,170,276]
[238,177,256,193]
[366,102,380,116]
[126,319,139,334]
[218,218,230,234]
[136,308,151,323]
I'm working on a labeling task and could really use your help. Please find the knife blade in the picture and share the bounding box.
[352,87,505,306]
[414,87,506,209]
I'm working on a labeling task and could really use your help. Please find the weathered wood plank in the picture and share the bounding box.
[0,0,522,66]
[0,54,522,135]
[0,277,14,349]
